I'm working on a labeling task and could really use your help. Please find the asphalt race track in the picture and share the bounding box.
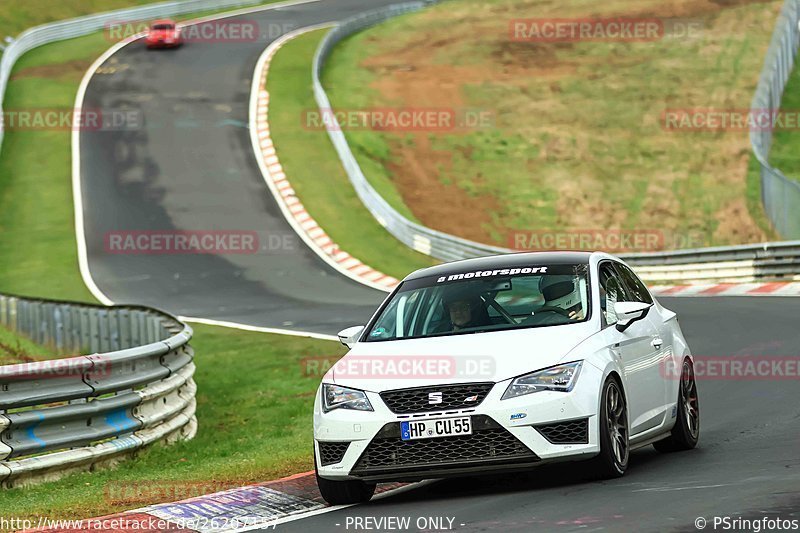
[272,297,800,532]
[79,0,400,334]
[78,1,800,531]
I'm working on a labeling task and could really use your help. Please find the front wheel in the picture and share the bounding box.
[316,467,375,505]
[591,376,629,478]
[654,359,700,452]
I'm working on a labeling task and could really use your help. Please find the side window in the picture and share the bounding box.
[614,263,653,304]
[598,263,622,326]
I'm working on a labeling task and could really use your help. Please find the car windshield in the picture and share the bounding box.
[365,263,590,342]
[152,24,174,30]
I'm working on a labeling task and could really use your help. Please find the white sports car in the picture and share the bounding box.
[314,251,700,504]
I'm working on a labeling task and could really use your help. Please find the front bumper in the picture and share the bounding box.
[314,363,604,482]
[146,40,181,48]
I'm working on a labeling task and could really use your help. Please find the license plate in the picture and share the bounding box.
[400,416,472,441]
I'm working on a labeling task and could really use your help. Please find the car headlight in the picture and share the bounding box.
[322,384,373,413]
[501,361,583,400]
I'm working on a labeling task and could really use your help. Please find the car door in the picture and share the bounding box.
[611,262,668,435]
[598,262,662,437]
[615,262,673,415]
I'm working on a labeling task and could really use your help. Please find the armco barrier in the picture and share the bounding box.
[0,0,273,156]
[624,241,800,284]
[0,295,195,488]
[311,1,511,263]
[313,1,800,267]
[750,0,800,239]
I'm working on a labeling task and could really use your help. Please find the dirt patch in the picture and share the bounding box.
[0,340,36,364]
[714,197,767,243]
[11,59,93,81]
[362,46,512,242]
[385,136,501,242]
[361,28,545,241]
[342,0,781,248]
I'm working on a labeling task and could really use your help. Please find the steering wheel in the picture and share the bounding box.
[534,305,571,317]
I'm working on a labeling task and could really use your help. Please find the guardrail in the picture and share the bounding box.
[623,241,800,284]
[312,1,511,263]
[0,0,270,155]
[313,1,800,279]
[750,0,800,239]
[0,295,195,489]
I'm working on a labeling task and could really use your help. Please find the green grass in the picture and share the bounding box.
[0,3,282,301]
[267,29,435,278]
[765,61,800,184]
[0,4,353,523]
[0,34,102,302]
[322,0,782,248]
[0,324,54,365]
[745,153,778,239]
[0,0,178,37]
[2,323,345,521]
[321,34,423,225]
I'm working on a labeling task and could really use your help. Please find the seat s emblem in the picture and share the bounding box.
[428,392,443,404]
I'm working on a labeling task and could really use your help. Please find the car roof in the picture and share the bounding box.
[404,251,595,281]
[151,19,176,26]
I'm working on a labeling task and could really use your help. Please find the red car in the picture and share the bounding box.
[145,19,182,49]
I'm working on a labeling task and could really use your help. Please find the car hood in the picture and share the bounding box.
[328,322,595,392]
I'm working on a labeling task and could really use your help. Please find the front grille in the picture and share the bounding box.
[535,418,589,444]
[318,441,350,466]
[352,415,537,473]
[380,383,494,414]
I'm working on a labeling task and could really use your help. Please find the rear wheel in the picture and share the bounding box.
[591,377,629,478]
[315,457,375,505]
[654,359,700,452]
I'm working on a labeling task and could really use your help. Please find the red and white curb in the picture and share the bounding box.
[25,471,411,532]
[249,26,399,293]
[650,281,800,297]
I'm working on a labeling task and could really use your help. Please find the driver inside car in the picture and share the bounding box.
[531,276,585,323]
[437,286,492,332]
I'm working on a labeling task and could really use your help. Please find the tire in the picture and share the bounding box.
[591,376,629,478]
[315,460,375,505]
[654,359,700,452]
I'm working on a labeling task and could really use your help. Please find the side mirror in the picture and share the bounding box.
[337,326,364,349]
[614,302,652,332]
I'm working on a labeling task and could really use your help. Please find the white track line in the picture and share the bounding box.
[73,36,137,306]
[70,0,356,340]
[181,315,338,341]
